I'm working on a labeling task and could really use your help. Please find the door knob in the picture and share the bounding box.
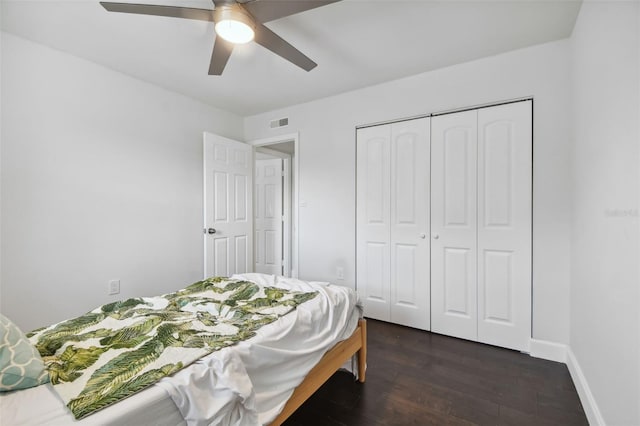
[433,234,440,240]
[419,233,426,239]
[207,228,217,234]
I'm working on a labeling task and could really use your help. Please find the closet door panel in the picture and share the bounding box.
[390,118,430,330]
[477,101,532,351]
[431,110,478,341]
[356,125,391,321]
[443,247,473,315]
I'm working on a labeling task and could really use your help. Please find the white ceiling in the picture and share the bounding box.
[1,0,582,116]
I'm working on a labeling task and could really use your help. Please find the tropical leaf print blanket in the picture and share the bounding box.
[27,277,317,419]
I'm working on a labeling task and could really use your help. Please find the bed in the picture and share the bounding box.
[0,273,366,425]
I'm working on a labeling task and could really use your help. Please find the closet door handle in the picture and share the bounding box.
[433,234,440,240]
[419,233,426,239]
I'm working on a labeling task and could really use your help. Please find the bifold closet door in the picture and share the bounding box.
[431,110,478,341]
[431,100,532,351]
[356,118,430,330]
[356,125,391,322]
[389,118,430,330]
[477,101,532,351]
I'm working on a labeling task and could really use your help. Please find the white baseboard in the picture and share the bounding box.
[566,347,605,426]
[529,340,604,426]
[529,338,567,363]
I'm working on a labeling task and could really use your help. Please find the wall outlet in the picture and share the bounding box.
[108,280,120,295]
[336,267,345,280]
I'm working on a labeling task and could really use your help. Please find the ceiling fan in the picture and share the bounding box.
[100,0,340,75]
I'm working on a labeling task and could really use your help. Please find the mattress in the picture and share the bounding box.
[0,274,360,425]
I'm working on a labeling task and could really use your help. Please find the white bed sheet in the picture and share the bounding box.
[0,274,360,426]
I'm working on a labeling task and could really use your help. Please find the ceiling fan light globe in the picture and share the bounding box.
[215,19,254,44]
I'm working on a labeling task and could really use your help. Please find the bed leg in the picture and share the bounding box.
[357,319,367,383]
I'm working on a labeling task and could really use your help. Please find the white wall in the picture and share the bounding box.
[1,33,244,331]
[245,40,573,344]
[0,10,3,317]
[570,2,640,425]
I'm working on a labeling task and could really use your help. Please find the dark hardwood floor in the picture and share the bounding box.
[283,319,588,426]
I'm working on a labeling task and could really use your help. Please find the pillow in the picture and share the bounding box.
[0,314,50,391]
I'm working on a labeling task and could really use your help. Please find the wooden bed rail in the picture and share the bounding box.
[270,318,367,426]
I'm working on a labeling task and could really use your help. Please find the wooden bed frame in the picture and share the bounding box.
[270,318,367,426]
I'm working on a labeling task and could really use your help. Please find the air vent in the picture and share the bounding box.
[270,117,289,129]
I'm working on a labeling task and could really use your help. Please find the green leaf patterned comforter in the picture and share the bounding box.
[27,277,317,419]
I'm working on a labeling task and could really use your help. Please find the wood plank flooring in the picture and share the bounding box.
[283,319,588,426]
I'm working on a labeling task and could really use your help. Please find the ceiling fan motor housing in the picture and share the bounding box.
[214,4,255,28]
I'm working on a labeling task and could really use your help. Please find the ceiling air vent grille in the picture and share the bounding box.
[270,117,289,129]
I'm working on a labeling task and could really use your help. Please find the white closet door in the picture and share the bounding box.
[431,110,478,341]
[389,118,431,330]
[356,125,391,321]
[255,158,283,276]
[477,101,532,351]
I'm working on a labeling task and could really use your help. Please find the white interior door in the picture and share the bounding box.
[255,158,283,275]
[477,101,532,351]
[356,125,391,322]
[389,118,431,330]
[203,132,253,278]
[431,110,478,341]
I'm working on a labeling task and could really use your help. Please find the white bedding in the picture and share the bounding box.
[0,274,360,425]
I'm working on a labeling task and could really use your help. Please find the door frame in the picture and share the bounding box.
[248,133,299,278]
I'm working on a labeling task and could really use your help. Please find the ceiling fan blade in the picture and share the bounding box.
[209,37,234,75]
[242,0,340,23]
[100,2,214,22]
[253,21,317,71]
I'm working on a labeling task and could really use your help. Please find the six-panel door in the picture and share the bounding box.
[255,158,283,275]
[203,132,253,278]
